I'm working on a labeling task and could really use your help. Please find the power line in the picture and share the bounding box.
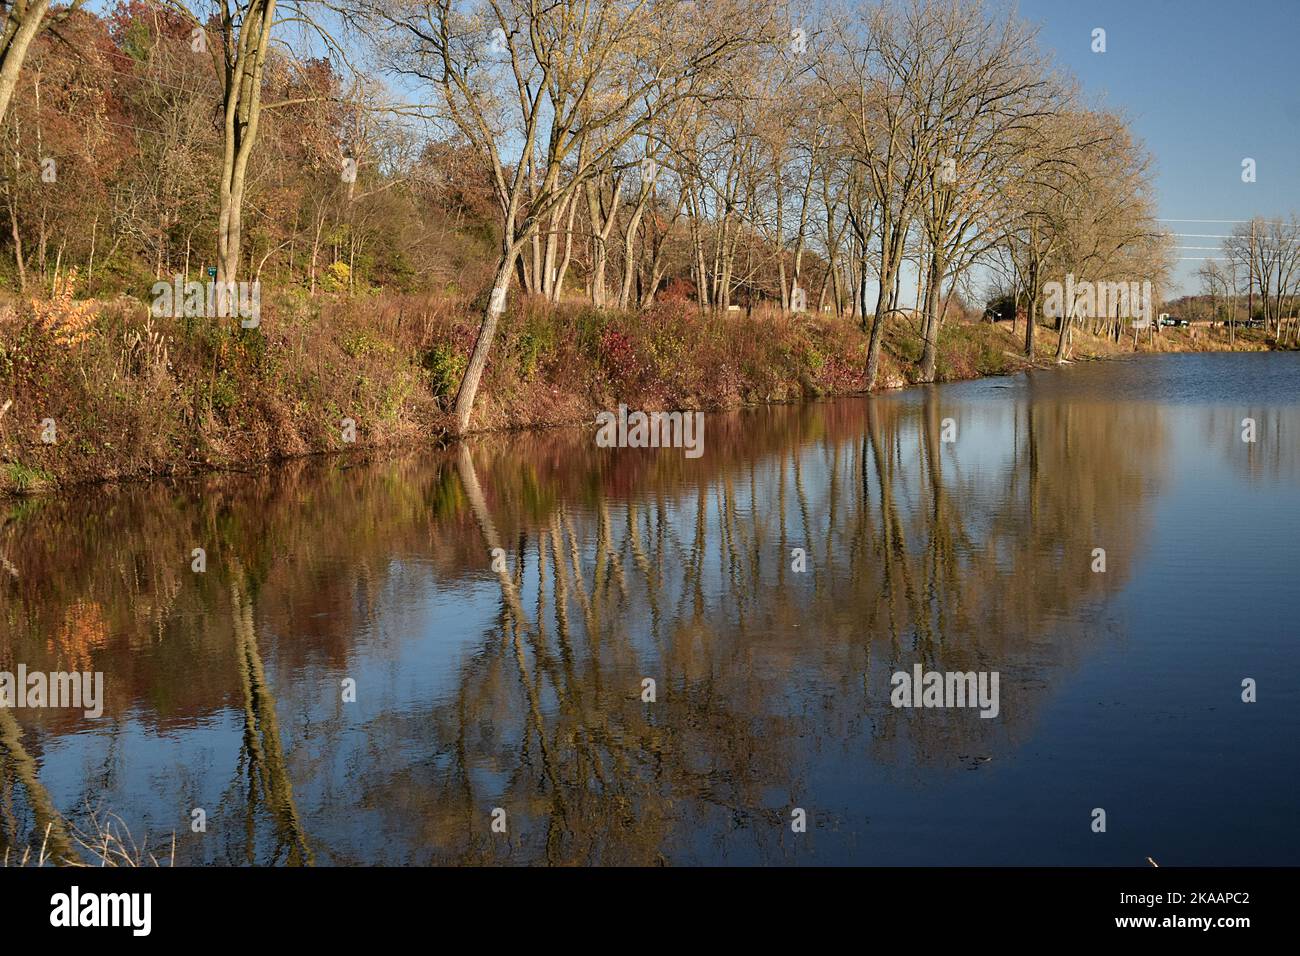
[1158,217,1290,224]
[1168,234,1300,242]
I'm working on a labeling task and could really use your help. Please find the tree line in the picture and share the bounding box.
[1194,217,1300,345]
[2,0,1176,431]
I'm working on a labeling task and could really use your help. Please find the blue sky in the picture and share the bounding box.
[1018,0,1300,293]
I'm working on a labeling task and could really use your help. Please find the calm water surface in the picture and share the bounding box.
[2,352,1298,865]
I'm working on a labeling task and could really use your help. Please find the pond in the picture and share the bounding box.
[2,352,1298,865]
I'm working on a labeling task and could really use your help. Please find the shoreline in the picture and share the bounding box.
[0,306,1284,500]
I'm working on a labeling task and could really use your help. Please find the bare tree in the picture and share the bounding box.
[907,0,1056,381]
[824,1,930,387]
[382,0,781,433]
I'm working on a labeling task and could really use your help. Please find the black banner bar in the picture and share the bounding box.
[0,866,1283,942]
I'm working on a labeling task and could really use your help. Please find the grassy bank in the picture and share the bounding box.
[0,289,1280,496]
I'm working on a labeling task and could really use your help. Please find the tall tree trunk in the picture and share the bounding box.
[216,0,277,286]
[585,174,620,308]
[0,0,55,130]
[865,222,906,386]
[1024,264,1038,357]
[552,191,579,303]
[866,267,895,389]
[7,191,25,293]
[619,192,649,309]
[1055,293,1075,363]
[453,250,516,434]
[919,252,944,382]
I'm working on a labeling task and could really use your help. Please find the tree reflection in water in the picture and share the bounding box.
[0,385,1169,864]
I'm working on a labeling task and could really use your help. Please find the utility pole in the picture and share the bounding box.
[1248,219,1256,324]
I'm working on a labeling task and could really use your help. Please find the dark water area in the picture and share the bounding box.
[2,352,1298,865]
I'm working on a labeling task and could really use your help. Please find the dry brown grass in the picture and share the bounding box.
[0,290,1285,497]
[2,807,175,868]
